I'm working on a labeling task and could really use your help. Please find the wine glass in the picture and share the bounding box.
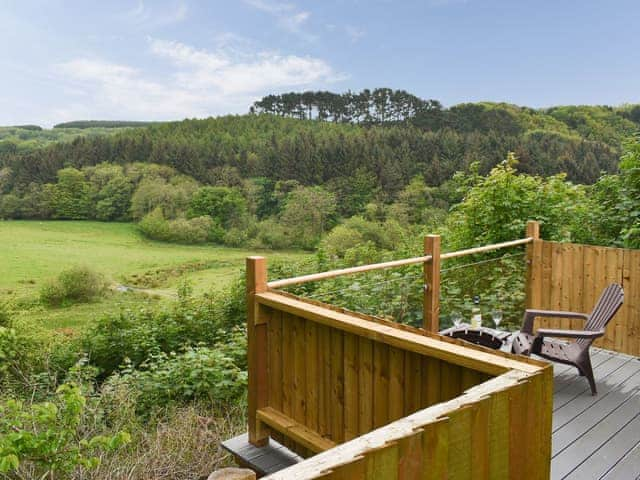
[491,310,503,330]
[451,311,462,328]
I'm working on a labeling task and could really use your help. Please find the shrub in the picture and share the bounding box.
[319,225,365,258]
[255,218,291,249]
[139,209,216,244]
[188,186,249,230]
[81,281,246,378]
[105,332,247,414]
[222,227,249,247]
[0,384,130,477]
[138,207,172,241]
[40,266,107,307]
[166,216,213,244]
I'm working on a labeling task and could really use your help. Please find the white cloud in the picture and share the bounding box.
[242,0,313,38]
[126,0,188,28]
[51,38,344,122]
[345,25,366,42]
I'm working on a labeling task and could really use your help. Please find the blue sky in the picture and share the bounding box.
[1,0,639,126]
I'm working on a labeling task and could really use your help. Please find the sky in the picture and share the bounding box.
[1,0,639,127]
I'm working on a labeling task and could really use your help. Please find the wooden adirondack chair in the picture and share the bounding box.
[512,284,624,395]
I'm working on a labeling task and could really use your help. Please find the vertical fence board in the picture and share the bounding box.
[330,329,345,443]
[357,336,373,435]
[398,431,424,480]
[268,308,283,411]
[624,249,640,356]
[470,398,491,480]
[318,323,332,440]
[389,346,405,421]
[305,320,319,433]
[373,342,390,428]
[540,241,553,330]
[366,443,399,480]
[422,418,449,480]
[550,242,565,330]
[344,333,359,441]
[293,316,307,426]
[404,351,422,415]
[422,357,441,407]
[440,363,462,402]
[560,243,573,331]
[570,243,584,331]
[488,389,510,480]
[282,313,294,420]
[446,406,473,479]
[508,381,529,479]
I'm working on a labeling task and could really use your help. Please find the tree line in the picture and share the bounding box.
[251,88,442,124]
[251,89,640,144]
[0,112,622,203]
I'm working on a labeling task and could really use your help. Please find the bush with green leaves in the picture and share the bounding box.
[40,266,107,307]
[319,216,405,258]
[255,218,291,249]
[138,208,218,244]
[187,186,249,230]
[579,135,640,248]
[445,153,588,248]
[81,280,246,378]
[0,383,130,477]
[104,331,247,414]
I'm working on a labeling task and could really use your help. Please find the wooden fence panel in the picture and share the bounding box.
[261,306,493,458]
[528,241,639,356]
[265,368,553,480]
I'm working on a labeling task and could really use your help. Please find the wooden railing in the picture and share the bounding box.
[243,224,639,478]
[246,254,554,479]
[267,233,535,332]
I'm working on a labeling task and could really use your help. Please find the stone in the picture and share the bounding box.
[207,467,257,480]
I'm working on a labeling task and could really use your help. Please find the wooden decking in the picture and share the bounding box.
[224,347,640,479]
[551,348,640,479]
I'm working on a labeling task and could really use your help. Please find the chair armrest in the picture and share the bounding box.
[521,309,589,334]
[536,328,605,340]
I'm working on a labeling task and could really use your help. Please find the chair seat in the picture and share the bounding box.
[512,333,578,364]
[539,341,572,362]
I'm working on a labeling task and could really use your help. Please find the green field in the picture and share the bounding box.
[0,221,307,329]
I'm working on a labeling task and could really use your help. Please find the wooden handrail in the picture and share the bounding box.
[267,255,432,289]
[266,237,534,289]
[439,237,533,260]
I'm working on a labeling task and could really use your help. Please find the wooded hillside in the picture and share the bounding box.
[3,94,639,199]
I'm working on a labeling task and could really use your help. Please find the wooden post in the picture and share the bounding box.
[526,220,540,240]
[424,235,441,332]
[525,221,542,310]
[247,256,269,446]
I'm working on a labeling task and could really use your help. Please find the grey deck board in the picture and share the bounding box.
[600,441,640,480]
[550,349,640,479]
[222,433,303,476]
[562,413,640,480]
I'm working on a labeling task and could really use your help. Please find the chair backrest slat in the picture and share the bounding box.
[579,284,624,346]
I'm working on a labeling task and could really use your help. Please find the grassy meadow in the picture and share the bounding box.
[0,220,307,330]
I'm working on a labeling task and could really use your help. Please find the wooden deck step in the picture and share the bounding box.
[256,407,337,453]
[221,433,303,477]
